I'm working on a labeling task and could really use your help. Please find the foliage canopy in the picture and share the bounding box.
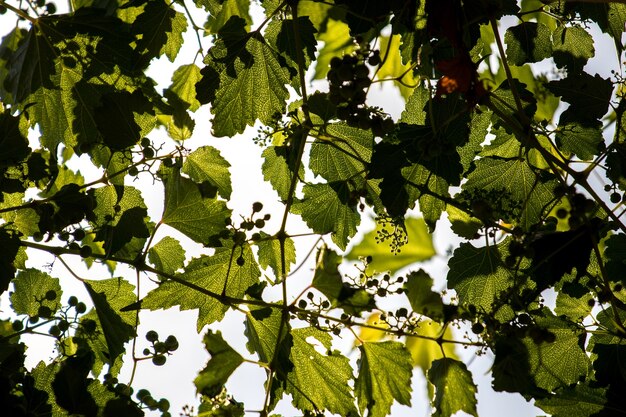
[1,0,626,416]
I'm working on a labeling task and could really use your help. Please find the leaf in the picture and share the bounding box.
[132,0,187,64]
[0,228,22,294]
[556,117,603,160]
[463,157,556,229]
[0,27,27,103]
[142,246,261,331]
[244,306,289,364]
[552,25,595,71]
[347,217,435,275]
[262,145,302,201]
[400,84,429,125]
[10,269,62,317]
[428,358,478,417]
[285,327,357,416]
[201,0,252,34]
[355,341,413,417]
[309,123,373,182]
[447,242,513,314]
[548,72,613,122]
[196,17,291,137]
[523,313,590,391]
[255,232,296,281]
[505,22,552,65]
[375,35,417,100]
[313,18,353,80]
[82,278,137,375]
[161,166,231,246]
[356,312,388,344]
[166,64,203,112]
[292,182,360,250]
[195,330,243,397]
[446,205,482,239]
[52,351,98,416]
[0,112,31,167]
[406,319,458,374]
[84,281,135,364]
[535,384,607,417]
[312,245,374,314]
[148,236,186,276]
[182,146,232,199]
[404,270,444,321]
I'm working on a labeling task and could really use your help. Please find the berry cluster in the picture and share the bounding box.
[327,50,395,136]
[143,330,179,366]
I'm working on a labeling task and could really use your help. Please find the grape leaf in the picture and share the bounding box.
[552,25,595,71]
[309,123,373,182]
[10,269,62,317]
[84,281,135,364]
[404,270,444,321]
[355,341,413,417]
[447,242,513,314]
[161,166,231,246]
[406,319,458,375]
[132,0,187,64]
[261,145,304,201]
[201,0,252,34]
[292,182,360,250]
[255,231,296,281]
[148,236,186,276]
[428,358,478,417]
[556,117,603,160]
[535,384,607,417]
[285,327,357,416]
[82,278,137,375]
[376,35,417,100]
[505,22,552,65]
[244,306,290,365]
[142,245,260,331]
[0,228,22,294]
[346,217,435,275]
[0,112,30,167]
[195,330,243,397]
[182,146,232,199]
[166,64,203,112]
[196,17,290,137]
[548,72,613,122]
[313,18,353,80]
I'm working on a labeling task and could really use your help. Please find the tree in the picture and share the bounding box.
[0,0,625,415]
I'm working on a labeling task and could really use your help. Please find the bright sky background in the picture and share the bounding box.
[0,2,623,416]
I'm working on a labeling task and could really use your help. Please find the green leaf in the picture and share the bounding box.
[261,145,302,201]
[552,25,595,71]
[0,111,30,169]
[355,341,413,417]
[523,313,590,391]
[182,146,232,199]
[428,358,478,417]
[309,123,373,182]
[132,0,187,64]
[166,64,203,112]
[142,246,260,331]
[195,330,244,397]
[347,217,435,275]
[0,228,21,294]
[446,205,482,240]
[548,72,613,122]
[505,22,552,65]
[556,117,603,160]
[292,182,360,250]
[256,232,296,281]
[463,157,557,229]
[447,242,513,314]
[313,18,353,80]
[404,270,444,321]
[244,306,289,364]
[201,0,252,34]
[285,327,357,416]
[84,281,135,364]
[311,245,374,314]
[535,384,607,417]
[376,35,417,100]
[52,351,98,416]
[196,17,291,137]
[148,236,185,276]
[405,319,458,375]
[400,84,429,125]
[82,278,137,375]
[0,28,27,103]
[10,269,62,317]
[161,166,231,246]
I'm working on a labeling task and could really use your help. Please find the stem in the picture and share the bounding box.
[0,0,37,22]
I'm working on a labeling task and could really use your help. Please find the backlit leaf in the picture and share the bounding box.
[428,358,478,417]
